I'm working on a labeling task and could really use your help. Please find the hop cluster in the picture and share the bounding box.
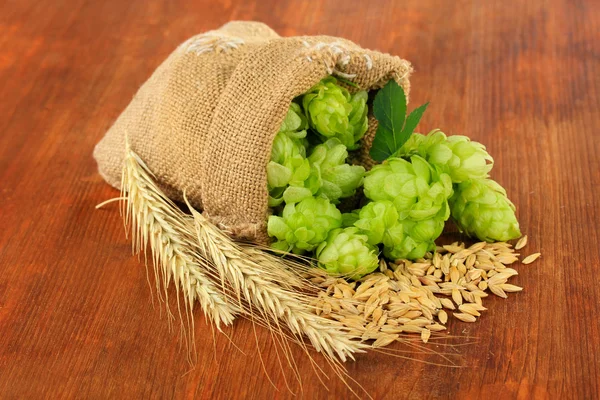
[397,130,519,243]
[267,79,370,262]
[357,156,453,259]
[450,179,521,242]
[351,200,445,260]
[267,76,522,279]
[399,129,493,183]
[303,77,368,150]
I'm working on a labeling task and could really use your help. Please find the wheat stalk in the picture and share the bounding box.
[121,142,239,331]
[121,142,366,366]
[185,201,367,363]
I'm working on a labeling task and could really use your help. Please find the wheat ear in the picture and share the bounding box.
[122,142,239,330]
[185,202,367,363]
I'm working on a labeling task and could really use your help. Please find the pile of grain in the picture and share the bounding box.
[308,236,539,345]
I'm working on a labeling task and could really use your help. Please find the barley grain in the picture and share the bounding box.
[459,303,482,317]
[462,291,475,303]
[452,289,463,305]
[454,313,477,323]
[515,235,528,250]
[469,242,487,252]
[421,329,431,343]
[429,323,446,332]
[489,285,508,298]
[444,244,464,253]
[500,284,523,292]
[438,310,448,324]
[401,325,424,334]
[440,298,456,310]
[373,334,399,348]
[522,253,541,264]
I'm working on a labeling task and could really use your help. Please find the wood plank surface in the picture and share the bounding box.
[0,0,598,398]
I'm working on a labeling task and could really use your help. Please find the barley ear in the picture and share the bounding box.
[185,200,367,363]
[121,142,239,330]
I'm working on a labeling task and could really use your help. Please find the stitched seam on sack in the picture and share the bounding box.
[300,40,373,78]
[181,31,245,55]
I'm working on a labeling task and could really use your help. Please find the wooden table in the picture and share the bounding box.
[1,0,598,398]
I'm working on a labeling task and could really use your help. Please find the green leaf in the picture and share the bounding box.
[391,102,429,158]
[372,80,406,145]
[370,125,394,162]
[370,80,428,162]
[402,102,429,139]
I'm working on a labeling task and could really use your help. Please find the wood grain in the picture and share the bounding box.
[0,0,599,398]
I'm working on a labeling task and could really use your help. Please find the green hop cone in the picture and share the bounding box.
[353,201,404,248]
[347,90,368,144]
[267,197,342,254]
[383,214,446,260]
[267,103,316,206]
[450,178,521,242]
[269,103,307,167]
[308,138,365,203]
[267,133,312,207]
[353,200,446,260]
[279,102,308,134]
[316,227,379,279]
[363,155,453,220]
[302,77,368,150]
[398,130,493,183]
[395,130,425,155]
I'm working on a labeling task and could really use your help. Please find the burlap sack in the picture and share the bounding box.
[94,21,412,243]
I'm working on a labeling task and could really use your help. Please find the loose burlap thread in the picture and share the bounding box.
[94,21,412,243]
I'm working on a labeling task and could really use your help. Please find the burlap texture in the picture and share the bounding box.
[94,21,412,243]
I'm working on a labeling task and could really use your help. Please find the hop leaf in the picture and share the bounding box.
[450,178,521,242]
[308,138,365,203]
[398,130,493,183]
[302,77,368,150]
[363,155,453,220]
[369,80,429,162]
[316,227,379,279]
[267,197,342,254]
